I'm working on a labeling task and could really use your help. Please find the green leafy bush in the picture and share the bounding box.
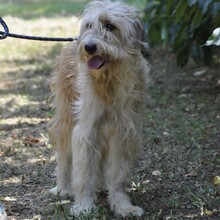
[143,0,220,66]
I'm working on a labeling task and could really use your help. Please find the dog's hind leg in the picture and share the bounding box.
[50,122,73,196]
[108,129,144,217]
[50,144,73,196]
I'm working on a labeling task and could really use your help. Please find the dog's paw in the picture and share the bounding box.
[49,186,72,196]
[114,205,144,217]
[110,192,144,217]
[70,196,96,216]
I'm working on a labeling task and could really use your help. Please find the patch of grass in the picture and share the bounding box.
[0,0,89,18]
[138,49,220,218]
[0,0,145,19]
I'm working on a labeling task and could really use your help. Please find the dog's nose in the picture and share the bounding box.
[84,43,97,55]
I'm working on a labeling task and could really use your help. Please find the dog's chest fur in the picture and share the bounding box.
[79,63,144,135]
[88,61,140,105]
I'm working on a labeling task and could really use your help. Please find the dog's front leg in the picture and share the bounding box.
[108,128,144,217]
[70,122,101,216]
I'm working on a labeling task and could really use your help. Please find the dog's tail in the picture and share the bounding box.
[48,43,78,150]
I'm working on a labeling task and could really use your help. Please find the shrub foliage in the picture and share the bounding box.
[144,0,220,66]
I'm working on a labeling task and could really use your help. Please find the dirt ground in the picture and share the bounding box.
[0,43,220,219]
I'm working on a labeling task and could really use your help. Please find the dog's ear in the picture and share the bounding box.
[134,19,150,60]
[141,42,150,60]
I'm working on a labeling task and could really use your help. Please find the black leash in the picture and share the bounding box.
[0,17,78,42]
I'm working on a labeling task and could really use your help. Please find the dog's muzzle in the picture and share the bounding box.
[84,42,106,70]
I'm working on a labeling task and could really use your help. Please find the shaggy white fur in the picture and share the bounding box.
[49,0,149,217]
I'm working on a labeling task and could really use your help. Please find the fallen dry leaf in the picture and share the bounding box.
[193,69,206,77]
[213,176,220,186]
[201,206,219,216]
[152,170,161,176]
[23,134,41,145]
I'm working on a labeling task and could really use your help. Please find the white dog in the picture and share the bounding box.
[49,0,149,217]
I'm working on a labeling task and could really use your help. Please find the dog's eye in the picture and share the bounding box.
[85,23,92,29]
[104,24,116,32]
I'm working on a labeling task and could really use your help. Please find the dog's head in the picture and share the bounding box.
[77,0,149,71]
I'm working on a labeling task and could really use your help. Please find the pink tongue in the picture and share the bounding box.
[88,56,105,69]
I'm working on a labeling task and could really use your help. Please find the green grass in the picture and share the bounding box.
[0,0,146,19]
[0,0,89,18]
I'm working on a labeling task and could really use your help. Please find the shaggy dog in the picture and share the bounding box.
[49,0,149,217]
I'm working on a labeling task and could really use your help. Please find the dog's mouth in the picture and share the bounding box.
[87,56,106,70]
